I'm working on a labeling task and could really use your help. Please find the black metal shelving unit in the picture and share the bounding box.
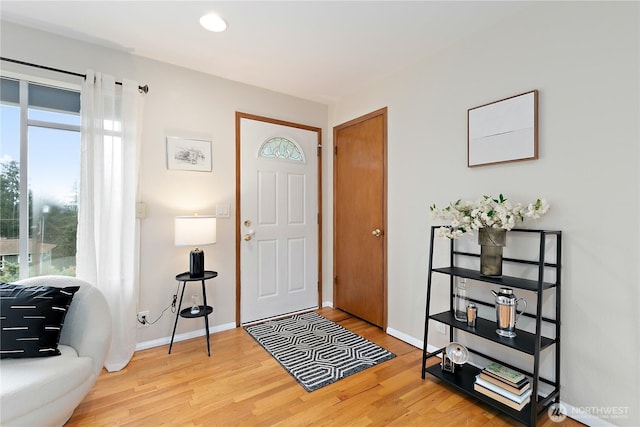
[421,227,562,426]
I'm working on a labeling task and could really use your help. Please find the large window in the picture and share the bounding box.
[0,76,81,281]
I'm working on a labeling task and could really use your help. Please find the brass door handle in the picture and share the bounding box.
[243,234,252,241]
[372,229,383,237]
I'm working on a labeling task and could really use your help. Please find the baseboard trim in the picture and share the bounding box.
[386,326,442,353]
[135,322,236,352]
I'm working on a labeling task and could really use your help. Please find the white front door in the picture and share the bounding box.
[238,114,320,324]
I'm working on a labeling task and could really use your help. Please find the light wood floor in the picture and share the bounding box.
[67,308,581,426]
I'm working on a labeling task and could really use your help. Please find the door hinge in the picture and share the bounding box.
[317,145,322,156]
[334,276,337,285]
[334,146,337,155]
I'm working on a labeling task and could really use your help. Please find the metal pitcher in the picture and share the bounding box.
[491,288,526,338]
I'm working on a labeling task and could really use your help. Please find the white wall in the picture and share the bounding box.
[329,2,639,425]
[0,21,328,343]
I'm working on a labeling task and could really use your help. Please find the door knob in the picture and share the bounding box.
[372,229,383,237]
[243,234,252,241]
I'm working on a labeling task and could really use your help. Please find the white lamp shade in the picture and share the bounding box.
[175,215,217,246]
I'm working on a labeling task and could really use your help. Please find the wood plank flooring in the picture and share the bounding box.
[66,308,581,426]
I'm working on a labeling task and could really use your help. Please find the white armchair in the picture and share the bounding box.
[0,275,111,427]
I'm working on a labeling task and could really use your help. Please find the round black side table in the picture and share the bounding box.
[168,270,218,356]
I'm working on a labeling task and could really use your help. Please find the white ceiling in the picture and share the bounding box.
[1,1,533,103]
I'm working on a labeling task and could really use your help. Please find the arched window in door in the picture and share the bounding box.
[258,136,305,162]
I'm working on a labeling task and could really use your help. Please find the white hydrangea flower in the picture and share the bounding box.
[430,194,550,239]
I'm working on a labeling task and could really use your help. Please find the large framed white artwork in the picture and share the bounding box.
[468,90,538,167]
[166,137,212,172]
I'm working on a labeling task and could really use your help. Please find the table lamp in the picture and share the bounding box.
[175,215,216,278]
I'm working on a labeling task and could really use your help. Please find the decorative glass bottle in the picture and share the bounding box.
[454,278,469,322]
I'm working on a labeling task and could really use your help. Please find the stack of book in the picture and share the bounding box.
[473,362,532,411]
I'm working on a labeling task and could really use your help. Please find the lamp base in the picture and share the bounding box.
[190,248,205,278]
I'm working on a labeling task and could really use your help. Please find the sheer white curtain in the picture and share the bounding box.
[77,70,143,372]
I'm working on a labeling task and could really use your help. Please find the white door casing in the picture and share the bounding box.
[239,115,319,324]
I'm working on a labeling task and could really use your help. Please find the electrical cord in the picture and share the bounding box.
[144,305,172,325]
[137,283,180,325]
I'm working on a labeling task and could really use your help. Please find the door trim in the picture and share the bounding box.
[333,107,388,329]
[235,112,323,327]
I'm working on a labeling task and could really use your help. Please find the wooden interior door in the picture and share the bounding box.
[333,108,387,327]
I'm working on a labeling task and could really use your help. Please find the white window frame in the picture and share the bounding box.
[1,72,80,279]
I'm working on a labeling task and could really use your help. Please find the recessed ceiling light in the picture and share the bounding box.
[200,13,227,32]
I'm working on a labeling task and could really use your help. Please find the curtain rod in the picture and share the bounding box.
[0,57,149,94]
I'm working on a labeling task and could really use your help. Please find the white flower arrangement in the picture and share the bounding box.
[430,194,550,239]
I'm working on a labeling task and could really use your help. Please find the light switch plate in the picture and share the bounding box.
[216,204,230,218]
[136,202,147,219]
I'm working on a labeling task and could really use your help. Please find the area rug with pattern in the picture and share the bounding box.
[244,311,396,392]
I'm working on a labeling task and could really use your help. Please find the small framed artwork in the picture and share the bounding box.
[166,137,212,172]
[468,90,538,167]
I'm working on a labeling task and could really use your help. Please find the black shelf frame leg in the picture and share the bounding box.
[530,232,546,426]
[421,226,436,379]
[555,234,562,406]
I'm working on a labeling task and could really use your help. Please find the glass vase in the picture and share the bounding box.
[478,228,507,277]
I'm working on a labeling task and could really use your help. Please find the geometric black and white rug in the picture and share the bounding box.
[244,311,396,392]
